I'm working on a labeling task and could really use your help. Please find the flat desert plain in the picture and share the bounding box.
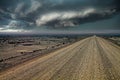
[0,36,120,80]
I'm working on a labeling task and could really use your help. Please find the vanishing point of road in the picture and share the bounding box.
[0,36,120,80]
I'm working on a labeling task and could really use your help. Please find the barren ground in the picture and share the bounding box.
[0,36,120,80]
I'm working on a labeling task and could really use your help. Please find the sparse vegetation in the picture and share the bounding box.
[0,36,77,71]
[0,36,120,80]
[108,37,120,46]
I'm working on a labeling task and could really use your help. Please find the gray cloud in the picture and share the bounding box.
[36,8,96,25]
[15,2,25,13]
[25,0,42,15]
[0,0,120,32]
[36,8,117,28]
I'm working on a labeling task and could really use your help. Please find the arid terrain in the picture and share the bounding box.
[0,36,120,80]
[0,36,76,71]
[107,37,120,46]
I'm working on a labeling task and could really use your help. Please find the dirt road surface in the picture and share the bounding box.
[0,36,120,80]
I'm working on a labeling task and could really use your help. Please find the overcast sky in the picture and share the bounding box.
[0,0,120,34]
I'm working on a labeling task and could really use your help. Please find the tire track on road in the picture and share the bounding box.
[32,38,92,80]
[96,37,120,80]
[0,36,120,80]
[0,37,91,80]
[49,37,92,80]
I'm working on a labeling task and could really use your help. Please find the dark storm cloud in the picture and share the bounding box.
[36,8,117,28]
[0,0,120,31]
